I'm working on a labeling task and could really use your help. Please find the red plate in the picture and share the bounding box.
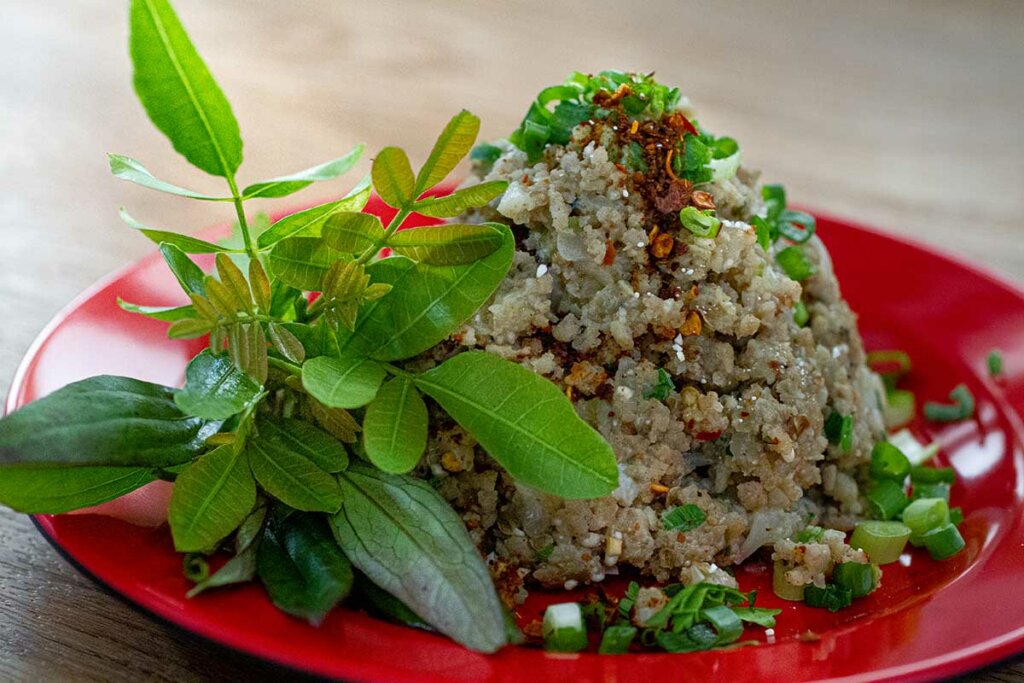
[6,195,1024,682]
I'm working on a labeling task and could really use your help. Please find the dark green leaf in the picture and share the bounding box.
[412,181,508,218]
[388,223,505,265]
[168,445,256,552]
[268,237,344,290]
[301,355,386,409]
[255,417,348,473]
[371,146,415,209]
[108,154,229,200]
[247,427,343,513]
[0,376,219,469]
[321,212,385,254]
[242,145,364,199]
[256,178,372,249]
[662,504,707,532]
[159,243,207,295]
[415,351,618,499]
[331,466,507,652]
[414,111,480,196]
[174,350,262,419]
[129,0,242,177]
[354,575,431,630]
[0,466,156,514]
[187,502,267,597]
[362,377,427,473]
[120,208,229,253]
[117,298,196,322]
[257,512,353,625]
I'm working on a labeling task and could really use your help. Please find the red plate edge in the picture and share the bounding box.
[5,199,1024,683]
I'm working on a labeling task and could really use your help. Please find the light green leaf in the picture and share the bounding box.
[337,226,514,361]
[120,208,229,253]
[331,466,507,653]
[414,111,480,196]
[371,147,415,209]
[0,466,156,514]
[108,154,229,200]
[187,503,266,597]
[242,145,364,199]
[167,318,214,339]
[363,377,427,473]
[256,177,372,249]
[226,322,268,385]
[159,243,207,295]
[254,417,348,474]
[413,180,508,218]
[248,432,343,513]
[0,376,220,469]
[168,445,257,552]
[321,212,385,254]
[129,0,242,177]
[388,223,505,265]
[117,298,196,322]
[415,351,618,499]
[174,350,262,420]
[268,237,344,290]
[257,512,353,625]
[301,355,386,409]
[267,322,305,363]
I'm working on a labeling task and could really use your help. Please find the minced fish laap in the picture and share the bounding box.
[409,72,886,596]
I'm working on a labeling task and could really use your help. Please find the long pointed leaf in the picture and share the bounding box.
[242,145,364,199]
[412,181,508,218]
[0,466,156,514]
[122,208,229,253]
[388,223,505,265]
[168,445,256,552]
[159,243,207,295]
[414,111,480,196]
[117,299,196,322]
[268,237,344,291]
[108,154,229,200]
[321,212,385,253]
[256,177,371,249]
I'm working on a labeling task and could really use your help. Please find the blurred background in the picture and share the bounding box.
[0,0,1022,679]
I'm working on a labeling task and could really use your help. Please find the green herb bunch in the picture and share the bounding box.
[0,0,619,654]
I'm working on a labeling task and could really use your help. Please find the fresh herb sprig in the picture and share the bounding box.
[0,0,619,654]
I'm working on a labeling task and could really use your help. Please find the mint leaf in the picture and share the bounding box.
[412,181,508,218]
[0,466,156,514]
[129,0,242,177]
[415,351,618,499]
[159,243,207,295]
[0,376,219,469]
[168,445,256,552]
[302,354,387,409]
[414,111,480,196]
[362,377,427,474]
[331,466,507,652]
[268,237,344,291]
[174,350,262,420]
[256,178,372,249]
[241,145,364,199]
[388,224,505,266]
[187,502,266,597]
[108,154,229,200]
[371,146,415,209]
[321,212,385,253]
[257,511,353,625]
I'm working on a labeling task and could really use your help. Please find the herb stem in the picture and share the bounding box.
[225,174,260,263]
[382,362,415,380]
[356,206,413,265]
[268,356,302,376]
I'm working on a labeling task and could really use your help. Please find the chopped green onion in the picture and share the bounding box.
[776,246,816,281]
[777,210,816,244]
[866,350,912,384]
[884,389,916,430]
[850,520,911,564]
[870,442,911,482]
[921,523,965,561]
[183,553,209,583]
[888,429,939,465]
[832,562,876,598]
[701,605,743,645]
[804,584,852,612]
[950,507,964,525]
[867,479,909,520]
[793,300,809,327]
[911,482,950,503]
[987,349,1003,378]
[772,561,806,601]
[923,384,975,422]
[795,525,825,543]
[644,368,674,400]
[751,216,773,251]
[543,602,588,653]
[825,411,854,453]
[663,504,707,532]
[679,206,721,238]
[762,184,786,222]
[469,143,503,173]
[598,624,637,654]
[901,497,950,537]
[910,466,955,485]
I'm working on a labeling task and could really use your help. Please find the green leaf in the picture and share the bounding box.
[388,223,505,265]
[0,466,156,514]
[108,154,230,200]
[117,298,196,322]
[256,177,372,249]
[159,243,207,295]
[247,433,343,513]
[268,237,344,291]
[267,322,305,363]
[241,145,364,199]
[362,377,427,473]
[253,417,348,473]
[371,146,415,209]
[0,376,219,469]
[188,502,266,597]
[119,208,229,253]
[415,351,618,499]
[301,355,386,409]
[167,318,214,339]
[168,445,257,552]
[321,212,385,254]
[129,0,242,177]
[338,226,514,361]
[174,350,262,420]
[414,111,480,196]
[257,511,354,625]
[331,466,507,653]
[226,322,268,385]
[412,180,508,218]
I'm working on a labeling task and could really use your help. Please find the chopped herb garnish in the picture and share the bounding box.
[618,581,640,619]
[987,349,1004,378]
[598,624,637,654]
[469,143,503,174]
[923,384,975,422]
[535,542,555,562]
[663,503,707,532]
[824,411,854,453]
[866,479,909,520]
[911,481,951,503]
[644,368,675,400]
[795,525,825,543]
[793,300,809,327]
[776,245,816,281]
[870,442,911,482]
[921,523,965,561]
[804,583,853,612]
[850,520,911,565]
[679,206,721,238]
[910,466,955,485]
[832,562,876,598]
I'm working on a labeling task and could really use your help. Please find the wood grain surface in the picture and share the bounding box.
[1,0,1022,680]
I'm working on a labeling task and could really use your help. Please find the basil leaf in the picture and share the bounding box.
[247,436,342,514]
[414,111,480,196]
[159,243,207,295]
[168,445,256,552]
[187,502,267,597]
[257,511,353,625]
[119,208,229,253]
[321,212,385,253]
[254,417,348,473]
[301,355,386,409]
[129,0,242,177]
[0,466,156,514]
[0,376,219,469]
[371,146,415,209]
[362,377,427,474]
[268,237,344,291]
[242,145,364,199]
[388,223,505,265]
[412,180,508,218]
[174,350,262,420]
[415,351,618,499]
[117,298,196,322]
[331,466,507,652]
[339,226,514,361]
[256,178,372,249]
[108,154,229,200]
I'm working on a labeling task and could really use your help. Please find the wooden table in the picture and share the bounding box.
[1,0,1022,679]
